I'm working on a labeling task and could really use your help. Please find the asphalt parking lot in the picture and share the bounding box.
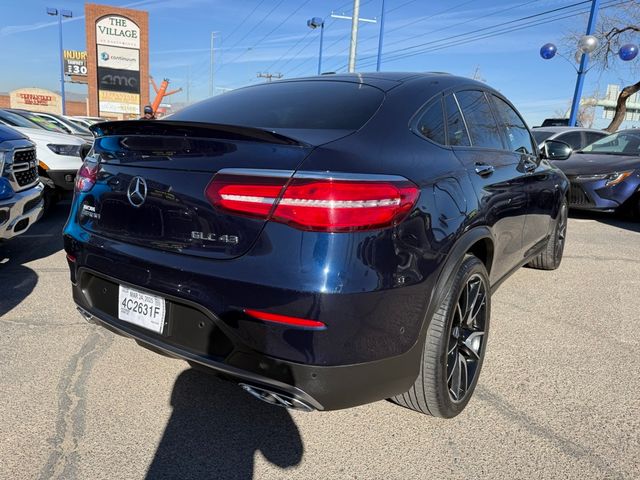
[1,201,638,480]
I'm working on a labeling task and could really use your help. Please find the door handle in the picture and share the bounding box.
[474,163,495,177]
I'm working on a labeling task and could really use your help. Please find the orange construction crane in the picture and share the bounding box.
[150,76,182,114]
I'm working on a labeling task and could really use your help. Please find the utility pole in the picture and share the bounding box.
[209,32,217,97]
[257,72,283,83]
[331,7,376,73]
[348,0,361,72]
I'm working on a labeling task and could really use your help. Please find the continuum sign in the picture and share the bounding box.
[97,45,139,71]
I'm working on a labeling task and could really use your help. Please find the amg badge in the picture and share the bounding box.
[191,231,239,245]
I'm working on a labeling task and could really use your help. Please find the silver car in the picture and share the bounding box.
[532,126,608,151]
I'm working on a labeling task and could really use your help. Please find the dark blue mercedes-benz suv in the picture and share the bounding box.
[64,73,569,417]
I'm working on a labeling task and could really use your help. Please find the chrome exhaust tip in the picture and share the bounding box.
[239,383,314,412]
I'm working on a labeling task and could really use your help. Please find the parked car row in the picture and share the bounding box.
[0,108,98,211]
[0,124,44,240]
[544,129,640,215]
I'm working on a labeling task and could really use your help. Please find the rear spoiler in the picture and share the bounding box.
[90,120,309,147]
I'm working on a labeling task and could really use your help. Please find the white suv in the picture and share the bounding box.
[0,109,90,209]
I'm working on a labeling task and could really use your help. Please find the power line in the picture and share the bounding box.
[297,0,377,75]
[323,0,507,70]
[264,28,316,72]
[373,0,589,57]
[356,0,628,69]
[216,0,289,72]
[223,0,269,44]
[221,0,313,70]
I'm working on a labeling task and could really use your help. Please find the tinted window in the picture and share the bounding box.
[455,91,503,149]
[416,98,446,144]
[169,81,384,130]
[444,94,470,146]
[584,131,607,147]
[532,130,554,144]
[491,95,534,154]
[556,131,583,150]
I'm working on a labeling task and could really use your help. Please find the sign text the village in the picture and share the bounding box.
[96,15,140,49]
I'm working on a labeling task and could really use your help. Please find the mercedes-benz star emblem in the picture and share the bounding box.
[127,177,147,207]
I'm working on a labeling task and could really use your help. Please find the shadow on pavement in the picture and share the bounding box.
[0,201,69,317]
[569,209,640,233]
[146,369,304,480]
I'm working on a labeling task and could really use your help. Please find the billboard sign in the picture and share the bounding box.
[95,14,141,115]
[99,90,140,114]
[63,50,88,76]
[97,45,139,71]
[98,67,140,94]
[96,15,140,49]
[9,88,61,114]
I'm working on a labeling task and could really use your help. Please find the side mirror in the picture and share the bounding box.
[541,139,572,160]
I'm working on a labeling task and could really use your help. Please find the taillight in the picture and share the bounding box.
[205,170,419,232]
[74,158,99,193]
[205,172,288,218]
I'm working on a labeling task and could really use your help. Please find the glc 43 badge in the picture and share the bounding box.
[191,231,239,245]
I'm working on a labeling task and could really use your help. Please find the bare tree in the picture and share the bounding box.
[589,1,640,132]
[553,94,598,127]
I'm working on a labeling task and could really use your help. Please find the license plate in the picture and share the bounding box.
[118,285,166,334]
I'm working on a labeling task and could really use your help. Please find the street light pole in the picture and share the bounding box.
[47,7,72,115]
[307,17,325,75]
[569,0,601,127]
[318,22,325,75]
[376,0,386,71]
[348,0,361,72]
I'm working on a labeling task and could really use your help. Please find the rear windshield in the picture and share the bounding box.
[168,81,384,130]
[532,130,554,144]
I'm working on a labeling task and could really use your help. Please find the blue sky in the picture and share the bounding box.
[1,0,638,127]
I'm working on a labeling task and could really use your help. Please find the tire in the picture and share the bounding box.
[391,254,490,418]
[42,186,58,214]
[527,198,568,270]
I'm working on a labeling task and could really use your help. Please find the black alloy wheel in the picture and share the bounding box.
[391,254,491,418]
[446,273,488,403]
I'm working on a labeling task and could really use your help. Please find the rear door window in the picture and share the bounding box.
[416,98,446,144]
[444,94,470,146]
[454,90,503,149]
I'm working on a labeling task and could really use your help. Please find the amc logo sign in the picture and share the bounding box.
[98,67,140,94]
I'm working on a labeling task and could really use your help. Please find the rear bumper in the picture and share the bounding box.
[71,268,423,411]
[46,169,77,190]
[0,183,44,240]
